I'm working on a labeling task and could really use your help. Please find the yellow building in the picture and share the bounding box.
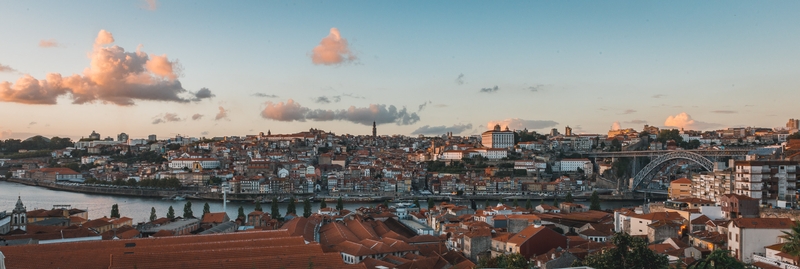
[669,178,692,200]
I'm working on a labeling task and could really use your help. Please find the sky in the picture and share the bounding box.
[1,1,799,140]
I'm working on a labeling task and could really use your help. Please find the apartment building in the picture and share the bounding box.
[733,161,798,208]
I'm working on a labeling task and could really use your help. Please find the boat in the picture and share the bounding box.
[172,195,186,201]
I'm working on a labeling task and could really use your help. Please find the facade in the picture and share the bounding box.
[559,159,593,175]
[481,125,515,149]
[727,218,793,263]
[117,132,129,142]
[168,158,221,170]
[733,161,798,207]
[719,194,759,219]
[10,197,26,232]
[690,172,734,202]
[669,178,692,200]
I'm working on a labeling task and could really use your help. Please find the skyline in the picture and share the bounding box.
[1,1,800,140]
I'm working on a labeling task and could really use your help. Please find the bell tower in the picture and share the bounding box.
[11,196,26,231]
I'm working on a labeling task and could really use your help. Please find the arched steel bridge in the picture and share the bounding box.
[582,149,753,158]
[630,151,715,190]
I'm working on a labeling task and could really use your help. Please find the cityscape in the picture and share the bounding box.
[2,1,800,269]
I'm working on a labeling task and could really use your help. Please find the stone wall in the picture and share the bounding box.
[760,208,800,221]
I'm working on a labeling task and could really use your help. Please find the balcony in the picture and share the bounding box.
[752,254,800,269]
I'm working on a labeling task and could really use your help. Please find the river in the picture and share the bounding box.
[0,181,647,223]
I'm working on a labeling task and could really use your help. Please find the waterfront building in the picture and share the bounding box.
[733,160,798,208]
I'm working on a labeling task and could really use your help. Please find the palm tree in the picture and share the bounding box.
[782,221,800,256]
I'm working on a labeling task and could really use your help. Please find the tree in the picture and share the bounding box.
[254,201,262,212]
[782,221,800,256]
[576,233,669,269]
[238,206,245,220]
[687,249,746,269]
[525,199,533,210]
[477,253,529,269]
[167,206,175,219]
[413,197,421,208]
[271,197,281,219]
[512,198,519,207]
[303,198,312,218]
[590,191,601,211]
[150,207,157,222]
[552,196,559,207]
[287,197,296,215]
[336,197,344,211]
[110,204,120,218]
[320,199,327,210]
[427,198,434,209]
[203,202,211,215]
[183,201,194,219]
[565,192,574,203]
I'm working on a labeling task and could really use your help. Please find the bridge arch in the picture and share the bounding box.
[631,151,714,190]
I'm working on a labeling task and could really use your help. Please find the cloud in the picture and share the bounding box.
[0,30,213,105]
[142,0,158,10]
[487,118,558,130]
[215,106,229,120]
[652,94,665,98]
[527,84,545,92]
[0,63,16,73]
[311,28,356,65]
[252,93,278,98]
[480,86,499,93]
[664,112,722,130]
[611,121,621,131]
[315,95,342,104]
[417,101,431,112]
[29,122,37,126]
[191,113,203,120]
[621,109,636,114]
[711,110,737,114]
[152,113,182,124]
[455,73,464,85]
[261,99,420,126]
[625,119,648,125]
[412,123,473,135]
[39,39,61,48]
[201,131,209,136]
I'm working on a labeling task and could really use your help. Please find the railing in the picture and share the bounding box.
[752,254,800,269]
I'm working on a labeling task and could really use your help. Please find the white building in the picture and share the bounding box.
[559,159,593,176]
[168,158,221,170]
[733,161,797,207]
[727,218,793,263]
[481,125,515,149]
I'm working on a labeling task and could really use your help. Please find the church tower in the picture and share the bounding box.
[11,196,26,231]
[372,121,377,138]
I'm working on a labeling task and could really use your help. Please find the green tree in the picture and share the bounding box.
[336,197,344,211]
[565,192,574,203]
[303,198,312,218]
[238,206,245,220]
[781,221,800,256]
[254,201,262,212]
[183,201,194,219]
[203,202,211,215]
[512,198,519,207]
[271,197,281,219]
[590,191,601,211]
[110,204,120,218]
[167,206,175,219]
[525,199,532,210]
[413,197,421,208]
[427,198,434,209]
[149,207,157,222]
[552,196,559,207]
[576,233,669,269]
[287,197,296,215]
[319,199,327,210]
[687,249,746,269]
[477,253,529,269]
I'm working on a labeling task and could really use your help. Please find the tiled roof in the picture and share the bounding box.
[732,218,793,229]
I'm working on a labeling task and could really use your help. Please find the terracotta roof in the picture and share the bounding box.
[201,212,228,224]
[732,218,793,229]
[508,225,547,245]
[691,215,711,225]
[671,178,692,184]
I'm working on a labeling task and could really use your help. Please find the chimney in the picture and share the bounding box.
[534,219,542,228]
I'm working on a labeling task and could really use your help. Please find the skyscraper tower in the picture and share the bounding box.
[372,121,377,138]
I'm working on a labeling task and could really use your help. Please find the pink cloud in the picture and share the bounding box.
[39,39,61,48]
[611,121,621,130]
[215,106,229,120]
[142,0,158,10]
[664,112,721,130]
[0,30,212,105]
[311,28,356,65]
[487,118,558,131]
